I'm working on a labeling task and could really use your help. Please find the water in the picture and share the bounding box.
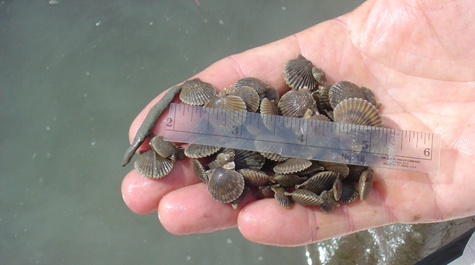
[1,0,474,264]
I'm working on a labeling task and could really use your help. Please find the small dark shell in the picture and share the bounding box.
[318,84,333,110]
[286,189,323,206]
[320,161,349,178]
[234,149,265,171]
[231,186,249,209]
[312,67,327,85]
[339,183,359,203]
[329,81,365,109]
[207,167,245,203]
[238,169,270,187]
[270,174,307,187]
[179,78,216,106]
[319,190,340,213]
[259,152,289,162]
[265,87,280,103]
[296,171,339,195]
[333,98,383,127]
[333,177,343,201]
[296,160,324,176]
[134,150,174,179]
[283,54,317,91]
[205,94,247,112]
[361,87,382,109]
[184,144,221,159]
[271,185,293,208]
[192,159,208,184]
[346,165,369,182]
[150,135,183,161]
[278,88,316,117]
[359,169,373,201]
[208,153,235,169]
[273,158,312,174]
[230,85,260,112]
[260,98,279,115]
[255,185,275,199]
[234,77,269,100]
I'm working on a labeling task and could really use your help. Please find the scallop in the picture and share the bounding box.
[329,81,366,109]
[255,185,275,199]
[192,159,208,184]
[231,187,249,209]
[286,189,323,206]
[207,167,245,203]
[229,85,260,112]
[318,84,333,110]
[295,171,339,195]
[184,144,221,159]
[333,177,343,201]
[320,161,349,178]
[259,152,289,162]
[273,158,312,174]
[296,160,324,176]
[283,54,317,91]
[179,78,216,106]
[278,88,316,117]
[265,87,280,103]
[359,169,374,201]
[208,152,235,169]
[134,150,174,179]
[234,77,269,100]
[205,94,247,112]
[333,98,383,127]
[319,190,340,213]
[260,98,279,115]
[271,185,293,208]
[238,169,270,187]
[270,174,307,187]
[150,135,184,161]
[339,183,359,203]
[234,149,265,171]
[312,66,327,85]
[361,86,382,108]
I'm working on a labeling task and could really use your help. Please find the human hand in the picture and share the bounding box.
[121,0,475,246]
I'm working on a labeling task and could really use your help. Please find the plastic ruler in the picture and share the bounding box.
[163,103,440,173]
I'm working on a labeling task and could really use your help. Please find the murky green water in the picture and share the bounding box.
[1,0,474,264]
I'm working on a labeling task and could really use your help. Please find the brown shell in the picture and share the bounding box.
[179,78,216,106]
[184,144,221,159]
[346,165,369,182]
[265,87,280,103]
[329,81,365,109]
[318,84,332,110]
[332,177,343,201]
[234,77,269,100]
[150,135,183,161]
[273,158,312,174]
[230,85,260,112]
[260,98,279,115]
[295,171,339,195]
[238,169,270,187]
[259,152,289,162]
[333,98,383,127]
[278,88,316,117]
[231,186,249,209]
[205,94,247,112]
[339,183,359,203]
[271,185,293,208]
[134,150,174,179]
[361,86,382,108]
[319,190,340,213]
[207,167,245,203]
[296,160,324,176]
[270,174,307,187]
[303,109,331,121]
[286,189,323,206]
[283,54,317,91]
[208,152,235,169]
[320,161,349,178]
[255,185,275,199]
[312,66,327,85]
[359,169,374,201]
[233,149,265,171]
[192,159,208,184]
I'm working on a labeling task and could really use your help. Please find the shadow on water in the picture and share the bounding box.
[1,0,473,264]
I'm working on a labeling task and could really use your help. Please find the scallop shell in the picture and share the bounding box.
[229,85,260,112]
[260,98,279,115]
[283,54,317,91]
[295,171,339,195]
[273,158,312,174]
[296,160,324,176]
[150,135,183,161]
[208,152,235,169]
[184,144,221,159]
[255,185,275,199]
[271,185,293,208]
[329,81,366,109]
[192,159,208,184]
[270,174,307,187]
[339,183,359,203]
[332,177,343,201]
[303,109,331,121]
[278,88,316,117]
[207,167,245,203]
[286,189,323,206]
[231,186,249,209]
[259,152,289,162]
[320,161,349,178]
[134,150,174,179]
[312,66,327,85]
[179,78,216,106]
[319,190,340,213]
[205,94,247,112]
[238,169,270,187]
[361,86,382,108]
[333,98,383,127]
[234,149,265,171]
[318,84,332,110]
[346,165,369,182]
[265,87,280,103]
[234,77,269,100]
[359,169,373,201]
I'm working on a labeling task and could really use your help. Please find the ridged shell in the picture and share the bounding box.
[318,84,332,110]
[333,98,383,127]
[150,135,183,161]
[270,174,307,187]
[234,149,265,171]
[361,86,381,108]
[333,177,343,201]
[207,167,245,203]
[303,109,331,121]
[192,159,208,184]
[286,189,324,206]
[320,161,349,178]
[283,54,317,91]
[339,183,359,203]
[278,88,316,117]
[259,152,289,162]
[230,85,260,112]
[359,169,373,201]
[346,165,369,182]
[319,190,339,213]
[260,98,279,115]
[329,81,365,109]
[265,87,280,103]
[134,150,174,179]
[234,77,269,100]
[296,161,324,176]
[231,186,249,209]
[184,144,221,158]
[273,158,312,174]
[208,152,235,169]
[255,185,275,199]
[295,171,339,195]
[205,94,247,112]
[271,185,293,208]
[238,169,270,187]
[179,78,216,106]
[312,66,327,85]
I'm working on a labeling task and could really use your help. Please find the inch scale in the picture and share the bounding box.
[163,103,440,173]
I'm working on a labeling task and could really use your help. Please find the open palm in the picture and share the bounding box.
[122,0,475,246]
